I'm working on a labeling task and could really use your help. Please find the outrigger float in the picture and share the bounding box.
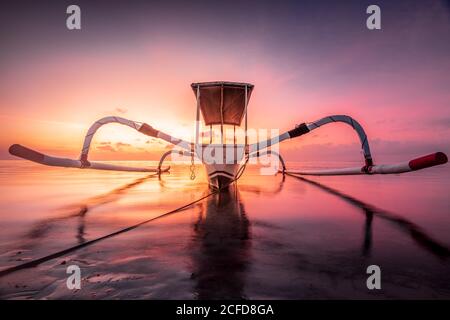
[9,81,448,189]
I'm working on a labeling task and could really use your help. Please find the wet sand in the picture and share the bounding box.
[0,160,449,299]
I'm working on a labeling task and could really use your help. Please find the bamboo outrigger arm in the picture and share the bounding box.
[8,116,193,173]
[248,150,286,172]
[9,114,448,176]
[249,114,447,175]
[79,116,192,165]
[8,142,169,173]
[157,149,195,173]
[249,115,372,164]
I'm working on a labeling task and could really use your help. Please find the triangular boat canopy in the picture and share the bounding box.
[191,81,254,126]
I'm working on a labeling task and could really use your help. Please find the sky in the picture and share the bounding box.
[0,0,449,162]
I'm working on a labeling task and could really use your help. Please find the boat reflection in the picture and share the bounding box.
[362,208,373,257]
[190,186,251,299]
[25,174,158,245]
[287,173,450,260]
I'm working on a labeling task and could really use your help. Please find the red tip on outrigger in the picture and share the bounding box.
[409,152,448,171]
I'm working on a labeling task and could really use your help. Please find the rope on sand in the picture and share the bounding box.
[0,159,251,278]
[0,192,218,278]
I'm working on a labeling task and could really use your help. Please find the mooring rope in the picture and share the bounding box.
[0,192,219,278]
[0,161,251,278]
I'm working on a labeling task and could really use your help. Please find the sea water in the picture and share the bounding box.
[0,160,449,299]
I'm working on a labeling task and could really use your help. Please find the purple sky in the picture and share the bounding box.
[1,0,449,161]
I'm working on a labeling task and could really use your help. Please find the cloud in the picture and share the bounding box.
[115,142,131,149]
[146,138,157,144]
[429,117,450,128]
[97,145,116,152]
[115,107,127,114]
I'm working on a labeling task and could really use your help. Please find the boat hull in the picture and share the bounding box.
[204,163,240,189]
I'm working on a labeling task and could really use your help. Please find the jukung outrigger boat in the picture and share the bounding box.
[9,81,448,189]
